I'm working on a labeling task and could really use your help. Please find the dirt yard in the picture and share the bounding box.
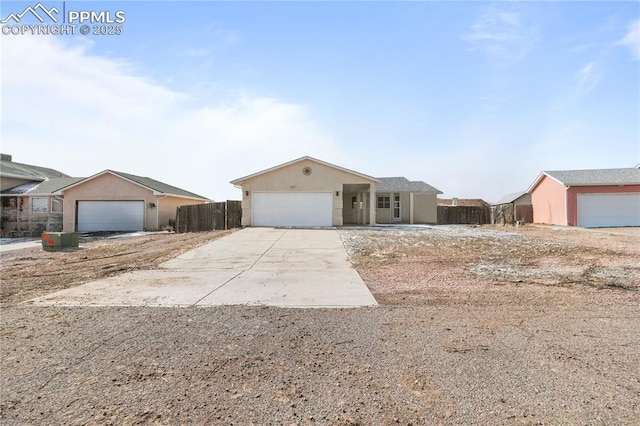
[1,225,639,424]
[0,231,234,307]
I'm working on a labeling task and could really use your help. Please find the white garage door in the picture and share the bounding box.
[78,201,145,232]
[577,193,640,228]
[253,192,332,227]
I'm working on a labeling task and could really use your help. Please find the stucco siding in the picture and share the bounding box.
[566,184,640,226]
[400,193,410,222]
[513,193,532,205]
[531,175,567,225]
[413,193,437,224]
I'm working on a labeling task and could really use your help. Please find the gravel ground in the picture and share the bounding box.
[1,225,639,424]
[341,224,640,304]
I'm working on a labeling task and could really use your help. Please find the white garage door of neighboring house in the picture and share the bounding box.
[253,192,333,227]
[77,201,145,232]
[577,193,640,228]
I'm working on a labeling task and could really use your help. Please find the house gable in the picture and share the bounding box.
[230,156,379,188]
[60,172,155,199]
[56,170,207,201]
[530,174,567,226]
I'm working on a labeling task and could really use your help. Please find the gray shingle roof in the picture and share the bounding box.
[2,182,38,195]
[493,190,529,205]
[0,158,69,180]
[1,177,84,195]
[545,168,640,186]
[109,171,209,200]
[375,177,442,194]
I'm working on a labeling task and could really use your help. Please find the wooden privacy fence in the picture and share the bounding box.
[437,206,491,225]
[175,201,242,233]
[437,204,533,225]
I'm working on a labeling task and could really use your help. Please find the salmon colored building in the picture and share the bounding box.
[528,167,640,228]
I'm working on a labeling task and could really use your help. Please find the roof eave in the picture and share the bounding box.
[153,191,209,201]
[0,173,45,181]
[562,182,638,187]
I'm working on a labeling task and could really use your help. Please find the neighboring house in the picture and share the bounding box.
[230,156,441,227]
[0,154,77,236]
[492,191,533,225]
[492,191,531,206]
[55,170,209,232]
[528,167,640,227]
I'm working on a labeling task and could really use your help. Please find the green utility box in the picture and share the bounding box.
[42,232,79,251]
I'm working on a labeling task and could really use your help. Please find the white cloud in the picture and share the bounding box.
[618,19,640,60]
[1,36,341,200]
[575,61,599,95]
[462,3,537,61]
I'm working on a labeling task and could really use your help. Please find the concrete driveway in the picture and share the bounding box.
[29,228,378,308]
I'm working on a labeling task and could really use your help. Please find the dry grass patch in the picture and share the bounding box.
[340,226,639,304]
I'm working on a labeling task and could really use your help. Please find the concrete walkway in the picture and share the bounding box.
[0,239,41,252]
[28,228,378,308]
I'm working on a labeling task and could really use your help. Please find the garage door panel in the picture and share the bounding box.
[577,193,640,228]
[253,193,332,227]
[78,201,145,232]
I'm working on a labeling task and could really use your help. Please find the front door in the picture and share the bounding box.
[392,193,401,222]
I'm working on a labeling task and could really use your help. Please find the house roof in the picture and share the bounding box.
[230,156,380,186]
[1,177,84,196]
[529,167,640,191]
[0,156,69,181]
[376,177,442,194]
[56,170,209,201]
[493,190,529,205]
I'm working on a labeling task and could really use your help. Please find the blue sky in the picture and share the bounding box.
[1,1,639,201]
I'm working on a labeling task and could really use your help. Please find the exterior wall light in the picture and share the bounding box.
[245,190,249,196]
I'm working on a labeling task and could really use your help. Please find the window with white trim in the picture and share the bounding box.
[51,197,63,213]
[377,195,390,209]
[31,197,48,213]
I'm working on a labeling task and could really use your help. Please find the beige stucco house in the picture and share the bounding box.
[56,170,209,232]
[230,156,441,227]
